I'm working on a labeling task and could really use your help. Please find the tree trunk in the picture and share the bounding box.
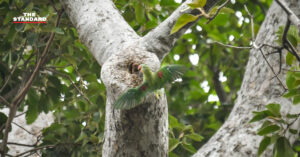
[193,0,300,156]
[61,0,219,156]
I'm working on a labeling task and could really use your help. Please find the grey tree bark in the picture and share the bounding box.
[193,0,300,156]
[59,0,300,157]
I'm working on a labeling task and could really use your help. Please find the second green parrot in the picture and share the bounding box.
[114,64,186,110]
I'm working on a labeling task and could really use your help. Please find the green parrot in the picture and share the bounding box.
[114,64,186,110]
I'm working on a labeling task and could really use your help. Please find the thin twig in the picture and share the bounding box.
[7,142,35,147]
[49,0,58,12]
[284,113,300,135]
[14,145,55,157]
[244,5,255,41]
[211,41,252,49]
[45,68,95,106]
[207,0,230,24]
[14,112,26,118]
[12,122,34,135]
[282,68,300,72]
[275,0,300,32]
[0,96,9,106]
[258,48,287,91]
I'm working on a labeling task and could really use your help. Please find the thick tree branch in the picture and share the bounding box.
[275,0,300,33]
[60,0,140,65]
[142,0,220,60]
[193,0,300,156]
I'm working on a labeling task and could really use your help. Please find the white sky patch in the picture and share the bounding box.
[208,94,219,102]
[155,4,161,11]
[235,11,244,26]
[250,41,253,46]
[82,121,86,126]
[83,80,89,89]
[238,19,243,26]
[235,11,242,18]
[214,105,219,109]
[174,78,183,83]
[97,78,102,84]
[188,38,193,42]
[229,35,235,41]
[192,44,196,50]
[174,0,182,3]
[24,45,32,54]
[231,0,236,4]
[76,76,80,81]
[64,68,70,73]
[219,72,227,82]
[185,28,192,34]
[245,18,250,23]
[200,81,210,93]
[77,94,81,97]
[60,93,65,101]
[174,54,180,61]
[196,25,202,31]
[206,38,213,44]
[189,54,199,65]
[83,80,89,86]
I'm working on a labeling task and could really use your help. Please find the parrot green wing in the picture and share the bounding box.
[114,64,186,110]
[113,83,150,110]
[153,65,186,88]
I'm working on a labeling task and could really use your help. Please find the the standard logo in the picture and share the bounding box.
[12,12,47,23]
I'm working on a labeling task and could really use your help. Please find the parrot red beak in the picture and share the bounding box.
[137,65,142,71]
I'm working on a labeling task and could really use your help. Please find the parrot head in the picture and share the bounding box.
[137,64,146,72]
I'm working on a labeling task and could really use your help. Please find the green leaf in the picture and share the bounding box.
[135,2,145,24]
[293,95,300,104]
[286,53,294,66]
[286,72,295,90]
[258,125,280,136]
[266,103,281,117]
[182,125,193,132]
[0,112,7,126]
[293,141,300,152]
[274,137,295,157]
[185,133,204,142]
[26,90,39,124]
[187,0,207,8]
[258,137,271,156]
[169,138,180,152]
[249,111,268,123]
[171,14,199,34]
[53,27,64,35]
[286,114,299,118]
[182,143,196,153]
[283,89,300,98]
[209,6,234,16]
[289,129,297,134]
[64,109,81,120]
[75,131,88,143]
